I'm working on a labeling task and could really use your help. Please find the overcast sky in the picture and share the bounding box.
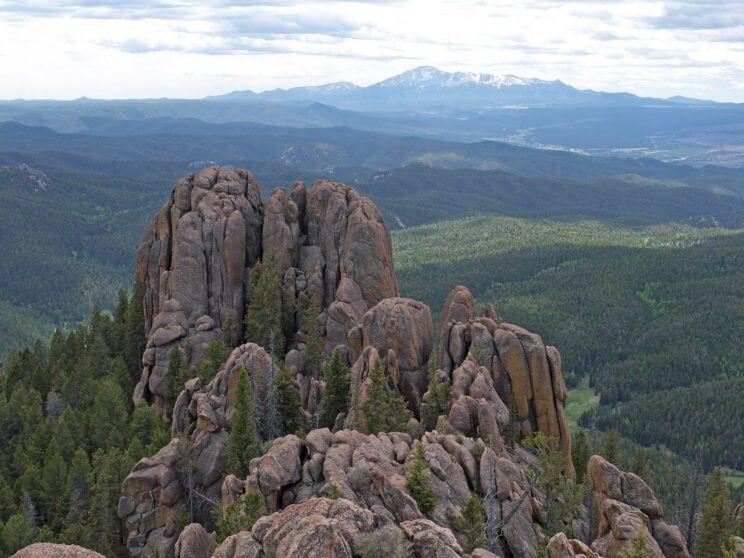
[1,0,742,101]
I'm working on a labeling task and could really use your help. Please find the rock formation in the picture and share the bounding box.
[134,167,398,414]
[434,286,572,470]
[11,544,106,558]
[587,455,690,558]
[121,167,691,558]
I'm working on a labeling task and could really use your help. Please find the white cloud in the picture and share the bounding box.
[0,0,742,101]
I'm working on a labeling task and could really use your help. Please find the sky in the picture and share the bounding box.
[0,0,743,102]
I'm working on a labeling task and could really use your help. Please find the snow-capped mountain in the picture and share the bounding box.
[214,65,654,111]
[373,66,550,89]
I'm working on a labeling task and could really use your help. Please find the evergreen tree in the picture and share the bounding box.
[275,363,301,435]
[227,368,259,479]
[572,430,590,484]
[125,281,146,379]
[420,367,450,431]
[458,494,487,553]
[63,447,92,540]
[244,253,285,356]
[130,402,169,455]
[505,388,521,450]
[213,489,265,543]
[198,339,230,384]
[167,346,187,411]
[525,433,584,536]
[601,430,620,465]
[695,467,734,558]
[0,474,15,522]
[111,288,129,358]
[91,449,126,557]
[721,536,739,558]
[619,530,652,558]
[362,360,411,434]
[319,348,350,428]
[630,447,650,480]
[301,295,323,377]
[90,378,128,451]
[1,512,35,555]
[40,438,67,529]
[406,442,436,514]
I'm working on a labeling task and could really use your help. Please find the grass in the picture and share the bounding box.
[564,376,599,430]
[726,471,744,489]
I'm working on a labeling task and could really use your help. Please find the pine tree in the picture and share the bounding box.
[111,288,129,358]
[40,438,67,529]
[601,430,620,465]
[506,388,521,450]
[60,448,93,548]
[406,442,436,513]
[90,449,126,556]
[1,512,35,555]
[420,368,450,431]
[319,348,350,428]
[275,363,301,435]
[227,368,259,479]
[125,282,147,379]
[198,339,230,385]
[90,378,128,451]
[64,448,92,515]
[167,346,187,411]
[459,494,487,553]
[213,489,265,543]
[130,402,169,455]
[695,467,734,558]
[721,536,739,558]
[572,430,589,483]
[525,432,584,536]
[362,360,411,434]
[618,530,652,558]
[0,474,15,522]
[244,253,285,356]
[630,447,650,480]
[301,295,323,377]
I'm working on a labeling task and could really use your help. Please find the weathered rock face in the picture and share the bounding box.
[120,343,276,558]
[135,169,399,414]
[433,286,572,470]
[352,297,434,413]
[218,427,572,558]
[11,544,106,558]
[175,523,216,558]
[588,455,690,558]
[135,167,264,414]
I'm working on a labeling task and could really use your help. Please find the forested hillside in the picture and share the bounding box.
[393,214,744,469]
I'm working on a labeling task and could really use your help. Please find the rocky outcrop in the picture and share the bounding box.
[175,523,216,558]
[344,297,434,422]
[134,169,399,414]
[433,286,572,470]
[120,342,281,557]
[218,427,572,558]
[135,167,264,414]
[588,455,690,558]
[11,544,105,558]
[547,533,597,558]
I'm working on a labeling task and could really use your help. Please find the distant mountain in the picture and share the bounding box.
[212,65,661,111]
[2,66,743,166]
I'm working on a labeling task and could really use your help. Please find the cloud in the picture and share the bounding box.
[0,0,742,101]
[644,1,744,30]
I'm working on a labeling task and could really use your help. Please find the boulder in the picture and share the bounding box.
[359,297,433,412]
[588,455,689,557]
[175,523,216,558]
[11,544,106,558]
